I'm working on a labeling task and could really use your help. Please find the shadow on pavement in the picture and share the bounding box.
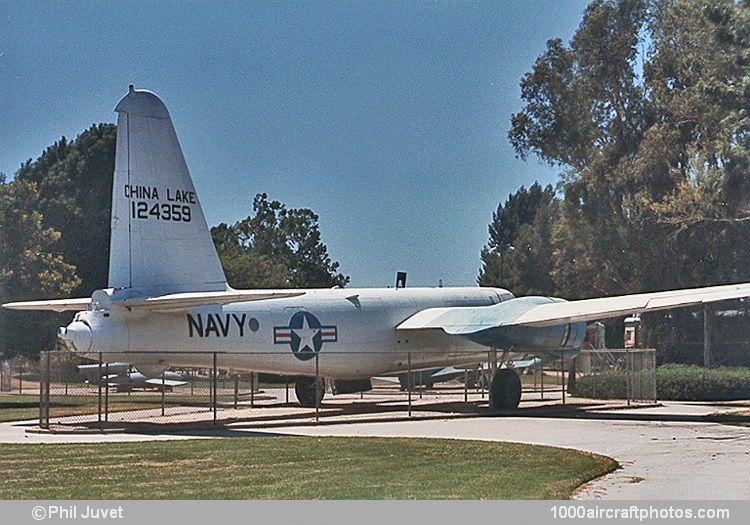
[37,395,750,439]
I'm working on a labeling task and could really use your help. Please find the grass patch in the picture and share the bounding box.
[0,394,211,423]
[0,437,617,499]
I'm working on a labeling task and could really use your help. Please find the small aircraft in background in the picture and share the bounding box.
[6,86,750,411]
[77,362,186,392]
[384,358,542,390]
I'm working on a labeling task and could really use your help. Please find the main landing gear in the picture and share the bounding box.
[489,368,522,411]
[295,376,324,407]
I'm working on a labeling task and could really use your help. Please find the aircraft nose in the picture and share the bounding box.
[58,321,93,352]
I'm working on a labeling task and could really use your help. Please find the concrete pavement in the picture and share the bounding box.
[250,403,750,499]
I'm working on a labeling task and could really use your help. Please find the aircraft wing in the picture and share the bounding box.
[428,366,472,381]
[430,358,540,381]
[397,281,750,333]
[507,357,542,369]
[144,378,187,387]
[78,363,131,375]
[2,290,305,313]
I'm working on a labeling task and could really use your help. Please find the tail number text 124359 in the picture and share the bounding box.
[131,201,192,222]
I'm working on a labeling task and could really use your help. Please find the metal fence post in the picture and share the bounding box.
[639,352,644,402]
[234,374,239,409]
[97,352,102,429]
[626,348,631,406]
[39,351,50,429]
[45,352,51,427]
[540,360,544,401]
[105,362,109,422]
[285,379,289,404]
[315,354,320,422]
[482,351,492,399]
[653,349,658,404]
[250,372,255,408]
[38,355,43,428]
[592,355,597,399]
[207,368,212,412]
[212,352,218,425]
[463,368,468,403]
[407,352,412,417]
[161,371,166,416]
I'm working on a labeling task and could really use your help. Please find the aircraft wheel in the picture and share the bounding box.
[489,369,522,411]
[295,376,324,407]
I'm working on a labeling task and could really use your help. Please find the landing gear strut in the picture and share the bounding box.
[489,368,522,411]
[295,376,324,407]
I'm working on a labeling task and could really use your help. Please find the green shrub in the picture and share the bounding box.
[570,364,750,401]
[570,369,628,399]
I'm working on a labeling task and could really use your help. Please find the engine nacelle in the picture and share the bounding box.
[463,296,587,351]
[490,321,586,351]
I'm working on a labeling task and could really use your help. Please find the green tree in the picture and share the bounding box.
[15,124,116,296]
[478,183,557,296]
[0,176,80,356]
[642,0,750,286]
[506,0,750,361]
[212,193,349,289]
[510,0,651,298]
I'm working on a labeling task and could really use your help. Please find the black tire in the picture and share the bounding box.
[295,376,324,407]
[489,368,522,411]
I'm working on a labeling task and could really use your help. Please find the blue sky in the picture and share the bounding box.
[1,0,590,288]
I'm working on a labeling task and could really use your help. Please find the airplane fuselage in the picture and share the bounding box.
[68,286,583,379]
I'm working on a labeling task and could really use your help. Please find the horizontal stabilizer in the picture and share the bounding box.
[2,298,91,312]
[112,290,305,312]
[3,289,305,313]
[398,281,750,332]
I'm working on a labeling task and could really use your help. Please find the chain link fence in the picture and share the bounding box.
[34,350,517,429]
[1,348,656,431]
[0,356,39,395]
[575,349,657,404]
[36,351,266,429]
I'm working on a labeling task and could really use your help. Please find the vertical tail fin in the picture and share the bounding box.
[108,86,227,294]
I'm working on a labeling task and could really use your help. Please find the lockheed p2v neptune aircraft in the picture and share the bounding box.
[5,86,750,409]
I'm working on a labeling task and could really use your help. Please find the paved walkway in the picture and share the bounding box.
[253,402,750,499]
